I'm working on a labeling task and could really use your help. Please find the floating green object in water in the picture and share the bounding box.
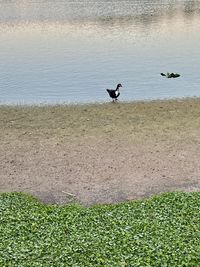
[160,72,180,78]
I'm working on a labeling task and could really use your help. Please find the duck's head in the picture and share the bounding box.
[117,83,122,89]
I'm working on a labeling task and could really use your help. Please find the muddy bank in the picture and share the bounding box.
[1,98,200,205]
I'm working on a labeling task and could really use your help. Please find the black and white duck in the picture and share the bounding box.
[106,83,122,102]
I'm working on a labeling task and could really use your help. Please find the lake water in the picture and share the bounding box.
[0,0,200,104]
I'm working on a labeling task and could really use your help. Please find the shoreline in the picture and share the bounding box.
[0,96,200,107]
[1,97,200,205]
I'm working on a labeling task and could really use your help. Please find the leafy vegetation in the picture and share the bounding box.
[0,192,199,266]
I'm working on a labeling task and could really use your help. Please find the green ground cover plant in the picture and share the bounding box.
[0,192,199,266]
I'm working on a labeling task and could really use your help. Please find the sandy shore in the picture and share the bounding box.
[0,98,200,205]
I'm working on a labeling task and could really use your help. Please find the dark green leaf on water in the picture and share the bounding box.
[160,72,181,78]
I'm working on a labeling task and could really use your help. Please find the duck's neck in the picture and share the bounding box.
[116,85,120,91]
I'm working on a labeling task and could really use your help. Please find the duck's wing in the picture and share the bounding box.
[106,89,116,97]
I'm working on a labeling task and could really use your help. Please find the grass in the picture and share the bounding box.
[0,191,199,266]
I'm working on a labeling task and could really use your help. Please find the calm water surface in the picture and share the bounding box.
[0,0,200,104]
